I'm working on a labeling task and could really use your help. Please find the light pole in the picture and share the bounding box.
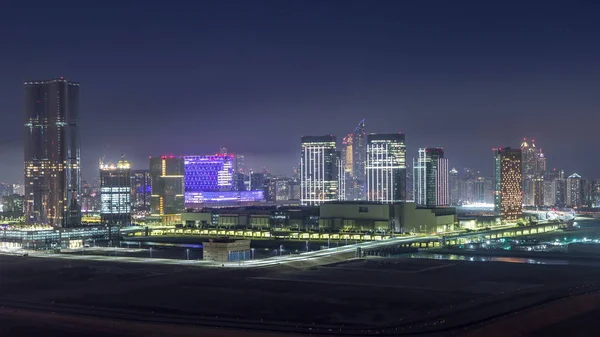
[149,247,153,258]
[305,240,309,253]
[251,248,255,260]
[186,248,189,261]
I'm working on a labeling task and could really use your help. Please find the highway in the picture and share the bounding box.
[2,235,439,268]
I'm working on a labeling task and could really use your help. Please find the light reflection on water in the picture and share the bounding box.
[407,253,571,265]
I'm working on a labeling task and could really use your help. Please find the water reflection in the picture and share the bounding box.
[408,253,570,265]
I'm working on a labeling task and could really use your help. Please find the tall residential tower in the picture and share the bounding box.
[24,78,81,227]
[494,147,522,221]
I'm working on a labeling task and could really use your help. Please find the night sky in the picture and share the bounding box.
[1,0,599,183]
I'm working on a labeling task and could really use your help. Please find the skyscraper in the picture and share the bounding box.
[521,138,546,206]
[414,148,448,206]
[365,133,406,203]
[341,134,354,199]
[24,78,81,227]
[352,119,366,200]
[566,173,583,207]
[100,159,132,225]
[494,147,522,221]
[131,169,151,215]
[449,168,459,205]
[150,156,184,216]
[300,135,339,205]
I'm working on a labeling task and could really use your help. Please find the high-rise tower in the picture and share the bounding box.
[24,78,81,227]
[494,147,522,221]
[352,119,366,200]
[100,158,132,226]
[300,136,339,205]
[413,148,449,206]
[365,133,406,203]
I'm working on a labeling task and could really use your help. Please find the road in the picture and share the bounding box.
[0,235,439,269]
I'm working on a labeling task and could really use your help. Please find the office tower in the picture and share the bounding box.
[233,154,246,174]
[2,194,24,215]
[12,184,23,195]
[150,156,185,215]
[365,133,406,203]
[131,170,151,215]
[494,147,523,221]
[543,180,556,206]
[24,77,81,227]
[406,163,414,201]
[566,173,583,207]
[555,177,567,207]
[81,180,99,214]
[300,135,339,205]
[449,168,459,205]
[341,134,354,199]
[100,159,132,225]
[337,151,346,200]
[521,138,547,206]
[414,148,448,207]
[352,119,366,200]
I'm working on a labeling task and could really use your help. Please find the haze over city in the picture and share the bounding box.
[4,2,600,336]
[1,0,599,183]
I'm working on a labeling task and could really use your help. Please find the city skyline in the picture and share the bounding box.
[1,1,599,183]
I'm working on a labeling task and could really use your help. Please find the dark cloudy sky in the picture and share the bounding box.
[1,0,599,183]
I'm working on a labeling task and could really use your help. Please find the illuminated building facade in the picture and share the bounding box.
[100,159,132,225]
[341,134,354,199]
[521,138,546,206]
[449,168,459,205]
[300,135,339,205]
[24,78,81,227]
[494,147,522,221]
[566,173,583,207]
[150,156,184,215]
[131,170,151,215]
[414,148,449,207]
[365,133,406,203]
[184,155,264,205]
[352,119,366,200]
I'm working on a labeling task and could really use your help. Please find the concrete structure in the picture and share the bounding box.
[366,133,406,203]
[181,206,319,230]
[319,201,455,234]
[24,78,81,227]
[494,147,523,221]
[300,135,339,205]
[202,238,251,262]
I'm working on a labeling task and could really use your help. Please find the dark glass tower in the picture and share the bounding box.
[150,156,184,215]
[24,78,81,227]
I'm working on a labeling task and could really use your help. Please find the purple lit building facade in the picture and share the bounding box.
[184,155,264,205]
